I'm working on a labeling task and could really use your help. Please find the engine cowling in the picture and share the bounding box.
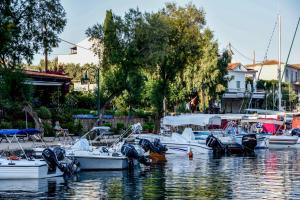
[139,139,167,154]
[121,143,150,166]
[42,147,79,178]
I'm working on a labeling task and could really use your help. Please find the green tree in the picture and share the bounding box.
[143,3,206,116]
[0,0,66,69]
[257,80,298,111]
[0,68,33,114]
[86,9,147,112]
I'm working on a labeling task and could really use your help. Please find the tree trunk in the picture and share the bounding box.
[45,48,48,72]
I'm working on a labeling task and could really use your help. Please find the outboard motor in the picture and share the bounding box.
[241,134,257,152]
[139,139,167,154]
[42,147,79,178]
[121,143,150,166]
[291,128,300,136]
[153,138,168,153]
[206,134,225,154]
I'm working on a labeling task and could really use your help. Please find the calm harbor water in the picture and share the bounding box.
[1,149,300,199]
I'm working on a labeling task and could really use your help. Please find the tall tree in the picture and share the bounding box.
[144,3,205,116]
[0,0,66,69]
[86,9,147,111]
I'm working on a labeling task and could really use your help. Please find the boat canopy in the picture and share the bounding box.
[0,128,40,135]
[241,119,284,125]
[162,114,257,127]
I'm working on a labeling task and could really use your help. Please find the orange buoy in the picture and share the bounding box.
[188,147,193,160]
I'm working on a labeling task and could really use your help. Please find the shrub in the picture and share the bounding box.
[0,121,12,129]
[116,122,125,130]
[104,109,115,115]
[74,120,83,136]
[148,122,155,131]
[13,120,34,129]
[72,108,93,115]
[142,123,149,131]
[63,121,76,135]
[143,122,155,132]
[38,106,52,119]
[103,122,112,127]
[43,122,55,137]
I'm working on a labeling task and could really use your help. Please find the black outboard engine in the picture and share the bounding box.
[139,139,167,154]
[291,128,300,136]
[241,134,257,152]
[121,143,150,166]
[206,134,225,154]
[42,147,79,178]
[153,138,168,153]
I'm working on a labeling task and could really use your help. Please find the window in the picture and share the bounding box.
[236,81,241,90]
[296,72,298,82]
[291,71,293,82]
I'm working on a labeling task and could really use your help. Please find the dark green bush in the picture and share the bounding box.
[143,122,155,132]
[74,120,83,135]
[116,122,125,130]
[104,109,115,115]
[43,122,54,137]
[38,106,52,119]
[0,121,12,129]
[13,120,34,129]
[142,123,149,131]
[133,109,154,118]
[103,122,112,127]
[72,108,93,115]
[63,121,76,135]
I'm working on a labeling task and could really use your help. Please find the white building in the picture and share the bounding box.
[57,38,99,66]
[222,63,265,113]
[246,60,300,95]
[57,38,101,92]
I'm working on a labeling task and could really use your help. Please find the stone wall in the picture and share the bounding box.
[77,116,146,132]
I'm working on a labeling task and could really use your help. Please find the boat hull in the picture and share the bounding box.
[0,159,63,179]
[70,155,129,170]
[268,135,300,149]
[135,134,211,154]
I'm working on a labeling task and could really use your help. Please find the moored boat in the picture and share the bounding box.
[0,129,79,179]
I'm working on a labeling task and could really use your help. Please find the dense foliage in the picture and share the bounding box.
[257,80,298,111]
[86,3,231,117]
[0,0,66,69]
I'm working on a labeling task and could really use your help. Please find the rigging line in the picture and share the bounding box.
[230,45,254,61]
[281,16,300,82]
[59,38,93,51]
[257,19,278,80]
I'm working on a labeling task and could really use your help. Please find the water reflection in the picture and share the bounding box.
[2,150,300,199]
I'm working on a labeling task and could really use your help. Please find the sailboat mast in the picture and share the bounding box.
[278,14,283,111]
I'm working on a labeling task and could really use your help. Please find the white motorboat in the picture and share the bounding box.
[0,158,63,179]
[66,139,131,170]
[135,128,212,154]
[136,114,260,154]
[66,124,150,170]
[268,135,300,149]
[0,129,78,179]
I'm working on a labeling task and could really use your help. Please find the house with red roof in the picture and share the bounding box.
[222,63,265,113]
[24,70,72,106]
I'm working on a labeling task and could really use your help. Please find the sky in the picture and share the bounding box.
[33,0,300,65]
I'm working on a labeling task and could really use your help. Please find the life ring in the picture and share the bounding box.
[7,155,20,160]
